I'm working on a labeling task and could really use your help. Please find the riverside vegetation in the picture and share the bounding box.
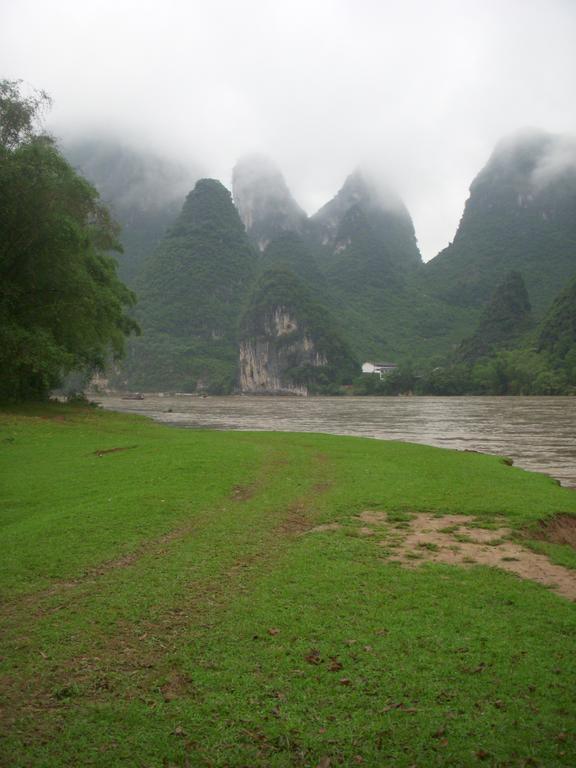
[1,403,576,766]
[0,81,138,402]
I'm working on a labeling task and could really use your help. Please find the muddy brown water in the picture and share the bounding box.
[95,395,576,489]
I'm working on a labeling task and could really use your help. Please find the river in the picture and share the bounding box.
[95,395,576,489]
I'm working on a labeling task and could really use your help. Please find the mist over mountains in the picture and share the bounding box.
[71,129,576,395]
[232,155,308,252]
[64,140,201,284]
[424,129,576,315]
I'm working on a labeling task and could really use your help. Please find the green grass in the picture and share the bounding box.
[523,539,576,570]
[1,403,575,767]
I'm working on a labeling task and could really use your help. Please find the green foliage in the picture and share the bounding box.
[354,268,575,397]
[538,274,576,386]
[0,80,137,401]
[123,179,257,392]
[456,271,533,363]
[263,231,325,286]
[0,79,51,149]
[416,349,570,396]
[409,271,576,396]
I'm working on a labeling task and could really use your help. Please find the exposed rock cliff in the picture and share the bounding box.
[239,309,327,396]
[239,269,358,395]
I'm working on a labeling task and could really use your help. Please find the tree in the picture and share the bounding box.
[0,80,138,400]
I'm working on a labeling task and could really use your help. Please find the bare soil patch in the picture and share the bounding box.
[355,511,576,601]
[231,484,256,501]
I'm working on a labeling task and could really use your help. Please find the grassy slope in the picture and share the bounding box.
[1,405,575,767]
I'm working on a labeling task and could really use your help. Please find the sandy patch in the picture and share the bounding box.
[358,511,576,601]
[358,511,388,526]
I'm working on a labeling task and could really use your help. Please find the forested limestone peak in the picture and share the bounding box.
[538,274,576,366]
[456,271,533,363]
[170,178,249,236]
[121,177,257,393]
[425,130,576,314]
[232,154,307,251]
[309,170,422,271]
[459,129,575,231]
[313,170,394,219]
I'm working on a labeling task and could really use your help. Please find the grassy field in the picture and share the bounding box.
[1,403,575,767]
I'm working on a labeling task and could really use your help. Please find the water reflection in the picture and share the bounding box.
[96,395,576,489]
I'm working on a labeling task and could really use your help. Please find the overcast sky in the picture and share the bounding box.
[2,0,575,260]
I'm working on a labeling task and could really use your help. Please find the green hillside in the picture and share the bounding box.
[263,232,326,287]
[409,272,576,396]
[456,271,533,363]
[538,273,576,386]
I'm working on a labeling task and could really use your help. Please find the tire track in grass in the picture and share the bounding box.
[0,449,333,741]
[0,449,290,624]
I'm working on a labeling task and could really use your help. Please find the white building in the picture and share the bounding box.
[361,361,398,379]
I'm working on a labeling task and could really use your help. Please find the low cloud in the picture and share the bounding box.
[532,136,576,191]
[2,0,575,259]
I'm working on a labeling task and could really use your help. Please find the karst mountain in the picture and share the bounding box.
[97,131,576,394]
